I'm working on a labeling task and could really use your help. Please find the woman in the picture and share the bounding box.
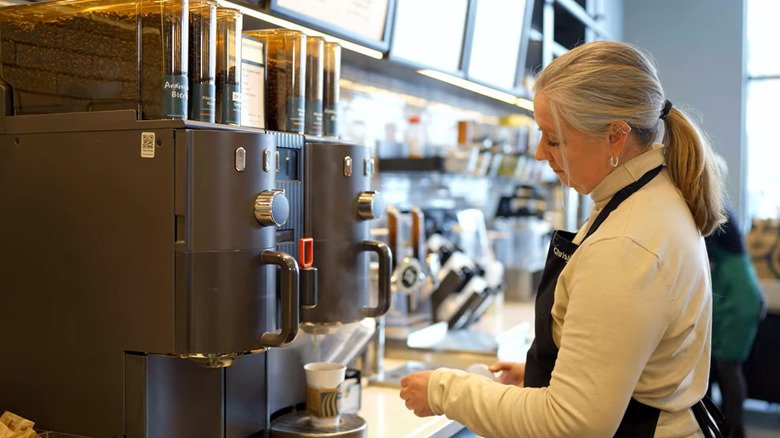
[706,204,765,438]
[400,40,726,437]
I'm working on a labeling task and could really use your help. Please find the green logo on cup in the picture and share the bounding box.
[306,386,342,418]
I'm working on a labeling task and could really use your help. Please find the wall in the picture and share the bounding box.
[591,0,624,42]
[622,0,747,223]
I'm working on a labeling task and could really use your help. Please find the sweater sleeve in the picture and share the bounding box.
[428,236,672,438]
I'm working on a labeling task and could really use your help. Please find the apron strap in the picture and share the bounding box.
[585,165,664,241]
[691,396,726,438]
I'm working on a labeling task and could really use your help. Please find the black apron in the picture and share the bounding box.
[524,166,665,437]
[523,164,724,437]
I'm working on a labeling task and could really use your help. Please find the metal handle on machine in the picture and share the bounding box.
[360,240,393,318]
[411,207,425,261]
[259,251,300,348]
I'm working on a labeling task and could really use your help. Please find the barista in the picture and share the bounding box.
[400,40,725,437]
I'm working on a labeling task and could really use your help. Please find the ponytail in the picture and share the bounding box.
[534,41,727,236]
[661,107,726,236]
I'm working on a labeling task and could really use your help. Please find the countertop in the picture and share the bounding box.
[358,383,465,438]
[356,280,780,438]
[357,301,535,438]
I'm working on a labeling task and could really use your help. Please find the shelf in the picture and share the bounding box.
[378,157,445,172]
[528,27,543,42]
[555,0,610,39]
[551,40,568,57]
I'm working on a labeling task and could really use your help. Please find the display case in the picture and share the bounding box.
[188,0,217,122]
[215,5,243,124]
[0,0,188,119]
[244,28,305,133]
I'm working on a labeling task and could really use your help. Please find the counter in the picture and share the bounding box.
[358,384,465,438]
[358,302,535,438]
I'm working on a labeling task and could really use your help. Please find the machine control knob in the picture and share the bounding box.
[356,190,384,220]
[254,189,290,227]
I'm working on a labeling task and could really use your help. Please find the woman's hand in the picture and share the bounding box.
[489,361,525,386]
[399,371,435,417]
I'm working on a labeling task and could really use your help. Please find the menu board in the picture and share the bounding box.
[390,0,468,73]
[273,0,391,47]
[467,0,531,90]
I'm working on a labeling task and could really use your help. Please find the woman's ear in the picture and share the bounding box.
[608,121,631,156]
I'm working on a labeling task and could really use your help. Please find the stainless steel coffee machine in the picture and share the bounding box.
[0,106,390,437]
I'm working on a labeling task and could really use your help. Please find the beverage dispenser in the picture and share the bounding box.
[0,1,304,436]
[0,109,300,437]
[0,1,392,436]
[301,140,391,327]
[266,136,392,438]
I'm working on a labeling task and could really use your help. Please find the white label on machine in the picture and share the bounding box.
[141,132,155,158]
[241,36,265,129]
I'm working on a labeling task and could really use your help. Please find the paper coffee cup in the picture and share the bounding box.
[304,362,346,428]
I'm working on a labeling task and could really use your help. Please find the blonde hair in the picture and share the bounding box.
[534,41,726,235]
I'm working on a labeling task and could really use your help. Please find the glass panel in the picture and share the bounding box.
[746,78,780,219]
[747,0,780,76]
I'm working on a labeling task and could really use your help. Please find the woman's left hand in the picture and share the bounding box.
[399,370,435,417]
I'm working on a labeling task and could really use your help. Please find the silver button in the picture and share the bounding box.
[364,157,375,176]
[235,147,246,172]
[263,149,272,172]
[344,156,352,176]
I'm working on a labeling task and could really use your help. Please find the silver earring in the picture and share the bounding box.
[610,156,619,167]
[621,125,632,135]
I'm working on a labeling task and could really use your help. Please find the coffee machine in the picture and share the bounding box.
[266,138,391,438]
[0,108,390,437]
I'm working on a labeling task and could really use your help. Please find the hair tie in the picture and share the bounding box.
[660,100,673,120]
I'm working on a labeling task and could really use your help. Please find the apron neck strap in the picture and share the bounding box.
[584,165,664,241]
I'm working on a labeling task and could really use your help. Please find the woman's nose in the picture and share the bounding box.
[534,140,547,162]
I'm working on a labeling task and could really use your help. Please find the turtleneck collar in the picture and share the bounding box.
[589,144,666,210]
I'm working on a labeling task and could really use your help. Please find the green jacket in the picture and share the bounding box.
[707,244,764,361]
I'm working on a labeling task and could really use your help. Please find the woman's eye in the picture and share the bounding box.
[537,128,560,147]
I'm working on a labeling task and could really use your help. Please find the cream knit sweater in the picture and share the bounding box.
[427,146,711,437]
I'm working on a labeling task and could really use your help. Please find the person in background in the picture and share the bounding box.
[400,40,727,437]
[706,198,766,438]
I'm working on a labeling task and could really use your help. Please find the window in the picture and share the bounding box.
[746,0,780,219]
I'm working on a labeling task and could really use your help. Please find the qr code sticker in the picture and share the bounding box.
[141,132,155,158]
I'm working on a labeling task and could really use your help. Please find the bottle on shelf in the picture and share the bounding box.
[405,116,425,158]
[443,120,479,173]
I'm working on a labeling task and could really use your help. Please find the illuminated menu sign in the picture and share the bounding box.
[275,0,390,44]
[467,0,530,90]
[390,0,468,73]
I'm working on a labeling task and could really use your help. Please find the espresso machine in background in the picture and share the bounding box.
[0,111,390,436]
[384,206,435,332]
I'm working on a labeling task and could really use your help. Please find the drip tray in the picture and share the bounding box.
[270,412,367,438]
